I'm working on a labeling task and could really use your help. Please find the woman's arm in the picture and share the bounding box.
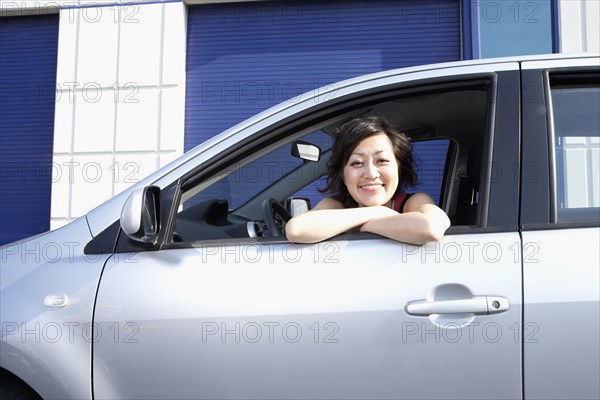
[359,192,450,244]
[285,197,397,243]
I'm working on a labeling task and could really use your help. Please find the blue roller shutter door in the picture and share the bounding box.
[186,0,461,147]
[185,0,460,203]
[0,15,59,245]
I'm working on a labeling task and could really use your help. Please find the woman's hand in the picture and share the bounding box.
[285,199,396,243]
[286,193,450,244]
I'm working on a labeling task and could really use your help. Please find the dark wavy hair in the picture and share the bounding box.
[321,116,417,208]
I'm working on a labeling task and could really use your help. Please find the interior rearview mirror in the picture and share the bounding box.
[291,141,321,162]
[120,186,161,244]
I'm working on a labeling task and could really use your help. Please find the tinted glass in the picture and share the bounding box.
[552,86,600,222]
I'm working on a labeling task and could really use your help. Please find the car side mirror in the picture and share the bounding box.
[291,141,321,162]
[120,186,161,244]
[285,197,311,217]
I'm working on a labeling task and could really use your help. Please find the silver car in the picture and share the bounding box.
[1,53,599,400]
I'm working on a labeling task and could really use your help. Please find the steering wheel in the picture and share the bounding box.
[261,198,292,237]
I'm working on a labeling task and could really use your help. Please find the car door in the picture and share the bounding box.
[520,57,600,399]
[91,63,524,399]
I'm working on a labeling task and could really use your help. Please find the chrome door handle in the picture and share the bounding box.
[405,296,509,316]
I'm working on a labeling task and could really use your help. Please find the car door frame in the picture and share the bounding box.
[520,56,600,400]
[92,60,526,399]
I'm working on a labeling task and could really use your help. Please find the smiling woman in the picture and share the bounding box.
[285,116,451,244]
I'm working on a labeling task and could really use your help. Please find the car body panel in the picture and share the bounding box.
[93,234,522,399]
[520,55,600,70]
[0,53,598,399]
[0,217,108,399]
[521,229,600,400]
[520,57,600,400]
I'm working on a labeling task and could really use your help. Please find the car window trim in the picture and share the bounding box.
[98,75,502,253]
[546,69,600,224]
[157,225,522,253]
[170,77,497,240]
[520,65,600,230]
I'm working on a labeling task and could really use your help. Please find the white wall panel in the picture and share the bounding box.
[115,87,160,152]
[69,153,115,216]
[160,85,185,152]
[73,88,117,152]
[77,6,119,87]
[118,5,162,86]
[162,2,187,85]
[559,0,600,53]
[55,8,78,85]
[52,87,74,153]
[50,0,186,229]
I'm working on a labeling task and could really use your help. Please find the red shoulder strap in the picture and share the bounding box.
[393,193,406,213]
[393,192,414,213]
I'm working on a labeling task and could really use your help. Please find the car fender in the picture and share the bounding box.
[0,217,110,400]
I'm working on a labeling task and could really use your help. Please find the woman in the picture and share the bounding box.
[285,116,450,244]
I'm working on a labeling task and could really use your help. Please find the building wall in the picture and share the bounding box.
[0,0,598,234]
[47,1,187,229]
[559,0,599,53]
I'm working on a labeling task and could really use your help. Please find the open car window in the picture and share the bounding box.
[172,129,333,241]
[168,80,492,244]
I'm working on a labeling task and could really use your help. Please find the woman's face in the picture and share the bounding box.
[343,132,399,207]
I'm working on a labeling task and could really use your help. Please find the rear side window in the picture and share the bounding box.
[551,84,600,222]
